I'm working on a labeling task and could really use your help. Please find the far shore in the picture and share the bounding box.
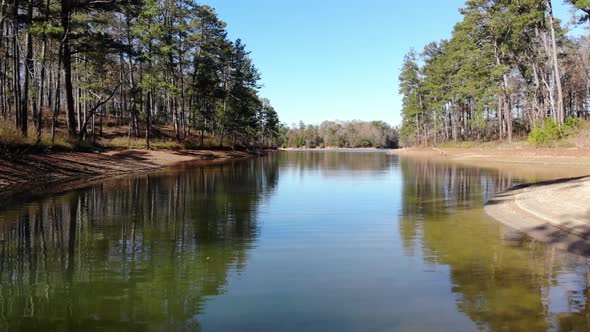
[279,147,390,151]
[0,148,264,205]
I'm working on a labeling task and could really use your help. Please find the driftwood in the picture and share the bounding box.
[432,147,447,156]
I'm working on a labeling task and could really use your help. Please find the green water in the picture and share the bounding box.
[0,151,589,331]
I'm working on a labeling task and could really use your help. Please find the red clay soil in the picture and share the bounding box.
[0,149,257,203]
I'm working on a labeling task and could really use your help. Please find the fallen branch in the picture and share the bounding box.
[79,83,122,139]
[432,147,448,156]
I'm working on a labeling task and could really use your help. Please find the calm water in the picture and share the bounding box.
[1,151,589,331]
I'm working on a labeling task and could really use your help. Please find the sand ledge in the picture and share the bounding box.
[485,176,590,256]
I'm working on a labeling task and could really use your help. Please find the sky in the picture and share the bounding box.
[203,0,577,127]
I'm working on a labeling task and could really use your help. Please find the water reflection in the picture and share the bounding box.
[399,158,590,332]
[0,155,279,331]
[2,151,590,332]
[279,150,396,178]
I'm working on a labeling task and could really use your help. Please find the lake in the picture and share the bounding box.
[0,151,589,332]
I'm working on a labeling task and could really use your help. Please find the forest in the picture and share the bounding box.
[399,0,590,146]
[282,120,398,149]
[0,0,281,150]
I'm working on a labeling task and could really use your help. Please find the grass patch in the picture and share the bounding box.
[436,141,488,149]
[101,137,149,149]
[0,121,91,154]
[100,136,194,150]
[0,118,261,155]
[435,139,529,149]
[151,140,184,150]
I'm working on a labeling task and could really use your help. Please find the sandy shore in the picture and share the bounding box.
[0,149,259,204]
[390,146,590,167]
[391,146,590,180]
[391,146,590,255]
[485,177,590,256]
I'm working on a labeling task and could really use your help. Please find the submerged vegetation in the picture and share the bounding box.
[398,0,590,147]
[0,0,282,150]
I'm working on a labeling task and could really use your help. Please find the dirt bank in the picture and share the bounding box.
[391,146,590,166]
[390,147,590,179]
[0,149,259,204]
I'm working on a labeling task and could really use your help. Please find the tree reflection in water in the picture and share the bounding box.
[0,155,279,331]
[399,158,590,332]
[3,152,590,332]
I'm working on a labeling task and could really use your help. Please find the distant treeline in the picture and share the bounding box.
[399,0,590,146]
[282,120,398,148]
[2,0,281,149]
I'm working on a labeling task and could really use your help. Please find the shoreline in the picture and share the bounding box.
[0,148,263,206]
[390,146,590,255]
[485,176,590,256]
[389,146,590,168]
[390,147,590,180]
[279,147,390,151]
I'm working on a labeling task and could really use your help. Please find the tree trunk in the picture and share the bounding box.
[61,0,77,137]
[502,74,512,143]
[52,55,62,143]
[37,2,49,141]
[146,89,151,149]
[547,0,565,124]
[12,0,21,133]
[21,0,35,137]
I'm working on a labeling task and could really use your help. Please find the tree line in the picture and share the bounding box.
[282,120,398,148]
[1,0,281,149]
[399,0,590,146]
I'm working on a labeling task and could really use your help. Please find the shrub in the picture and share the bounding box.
[563,117,580,133]
[0,121,26,146]
[528,117,580,146]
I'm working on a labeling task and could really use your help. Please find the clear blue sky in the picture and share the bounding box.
[204,0,576,127]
